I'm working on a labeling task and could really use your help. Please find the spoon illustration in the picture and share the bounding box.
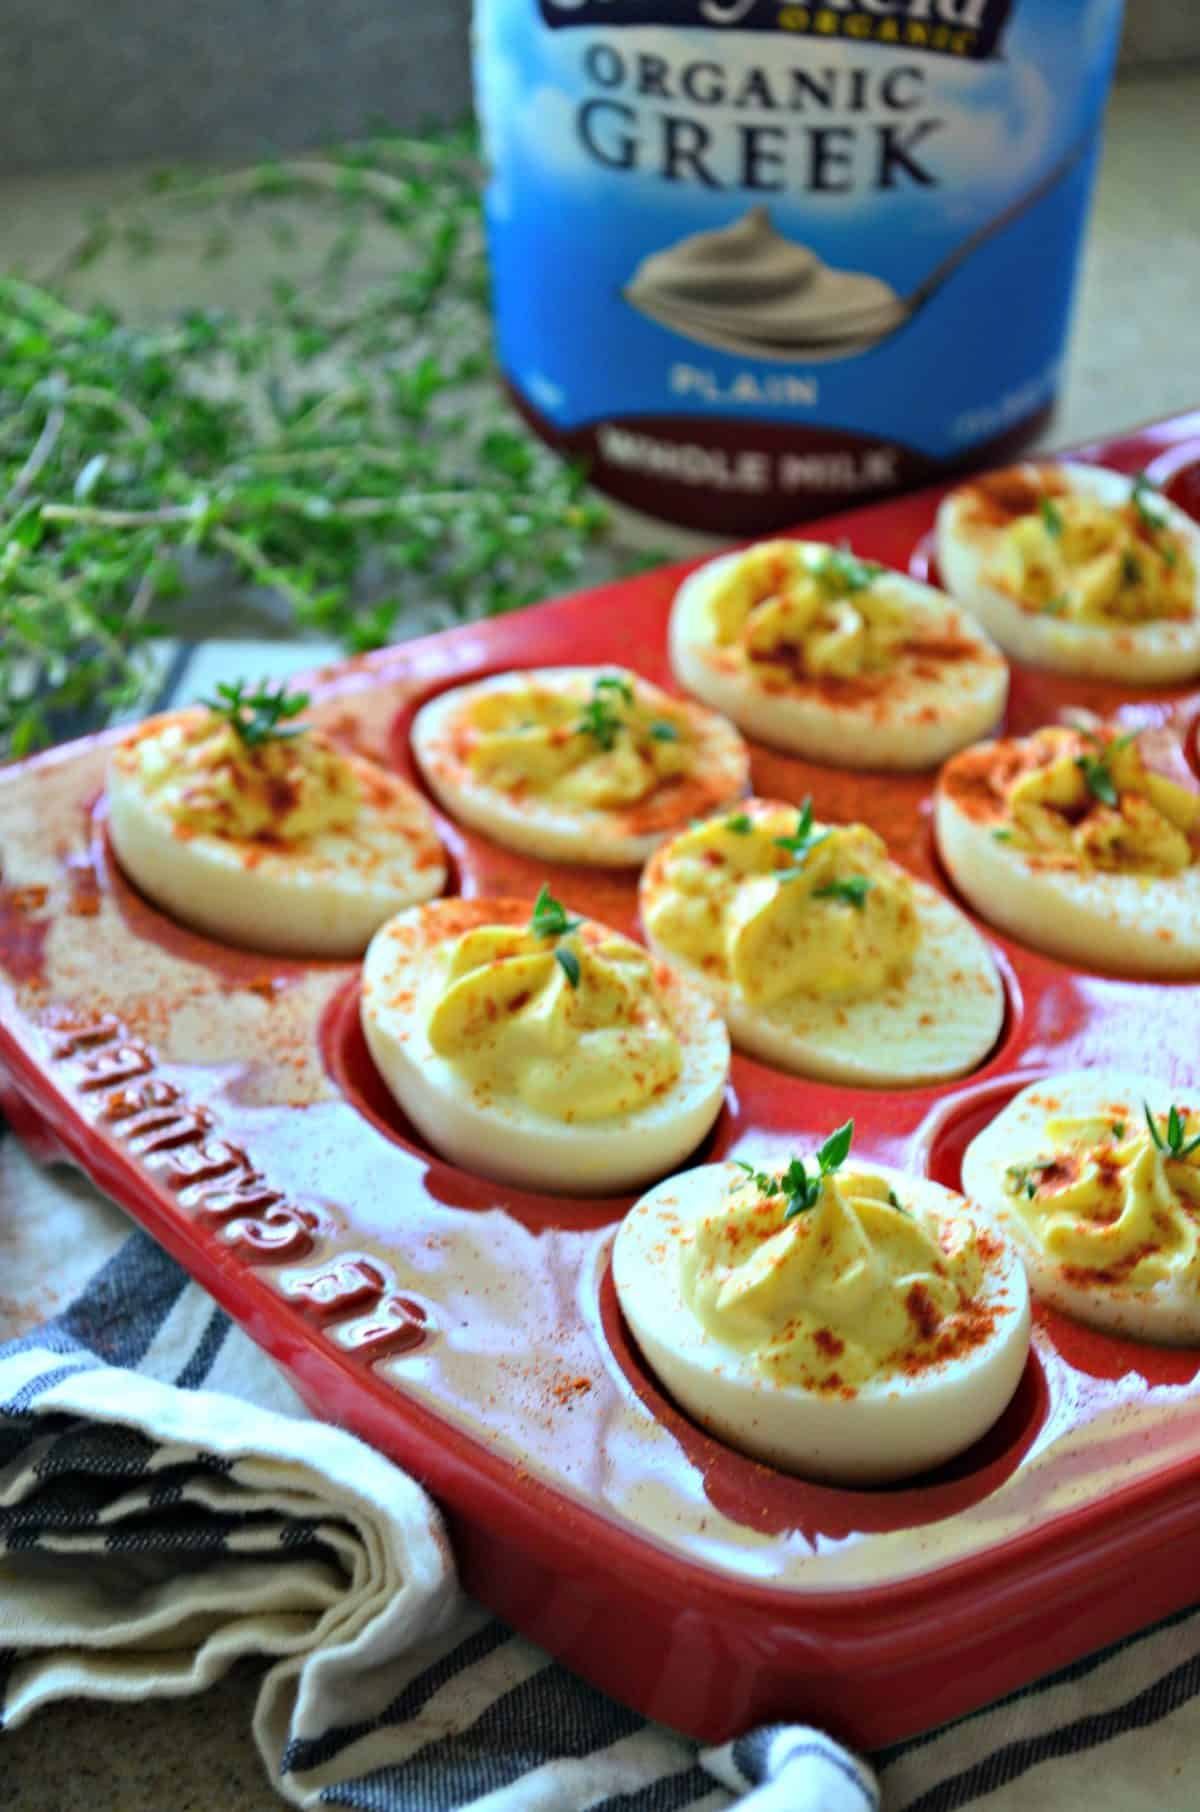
[624,138,1091,365]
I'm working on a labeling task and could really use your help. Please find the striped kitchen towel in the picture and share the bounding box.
[0,1134,876,1812]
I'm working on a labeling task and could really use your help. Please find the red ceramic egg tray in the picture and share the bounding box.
[2,411,1200,1752]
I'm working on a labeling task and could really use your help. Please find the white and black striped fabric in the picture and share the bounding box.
[4,641,1200,1811]
[0,1139,874,1812]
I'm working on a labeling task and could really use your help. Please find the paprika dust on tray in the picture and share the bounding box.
[475,0,1126,544]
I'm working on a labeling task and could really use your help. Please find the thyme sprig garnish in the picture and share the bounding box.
[813,876,872,909]
[1143,1102,1200,1161]
[735,1119,854,1221]
[199,678,309,745]
[530,884,581,942]
[1075,752,1120,808]
[1072,728,1135,809]
[555,947,581,989]
[1131,471,1178,568]
[1039,496,1064,538]
[576,674,634,751]
[774,796,828,880]
[529,884,583,987]
[812,548,880,595]
[1005,1160,1056,1201]
[0,127,626,761]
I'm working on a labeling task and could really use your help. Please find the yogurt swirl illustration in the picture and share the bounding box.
[624,207,908,360]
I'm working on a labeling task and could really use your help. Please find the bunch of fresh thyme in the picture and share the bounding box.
[0,128,623,759]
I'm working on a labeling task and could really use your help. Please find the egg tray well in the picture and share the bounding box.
[3,409,1200,1752]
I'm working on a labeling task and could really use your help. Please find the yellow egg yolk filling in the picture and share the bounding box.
[425,922,682,1123]
[644,809,918,1006]
[462,680,694,809]
[1000,728,1200,875]
[1005,1111,1200,1288]
[706,541,909,681]
[135,716,360,842]
[987,491,1195,624]
[683,1167,990,1391]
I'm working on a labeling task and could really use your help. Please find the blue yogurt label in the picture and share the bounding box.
[476,0,1126,535]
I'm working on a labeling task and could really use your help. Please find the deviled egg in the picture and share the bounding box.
[963,1070,1200,1343]
[640,798,1004,1086]
[936,462,1200,682]
[360,888,729,1194]
[107,680,446,957]
[668,540,1007,769]
[411,666,749,866]
[935,723,1200,975]
[614,1122,1031,1481]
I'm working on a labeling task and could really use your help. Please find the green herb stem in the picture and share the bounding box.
[0,128,618,759]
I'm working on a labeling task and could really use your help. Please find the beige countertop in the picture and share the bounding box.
[2,62,1199,1812]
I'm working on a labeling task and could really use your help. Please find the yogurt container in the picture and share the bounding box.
[475,0,1127,546]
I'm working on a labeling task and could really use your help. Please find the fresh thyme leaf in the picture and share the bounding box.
[992,829,1014,842]
[735,1119,855,1222]
[555,945,581,989]
[649,720,679,742]
[1111,1121,1126,1140]
[1131,470,1165,531]
[1042,593,1068,616]
[529,884,581,942]
[199,678,310,745]
[1130,471,1178,565]
[774,797,828,870]
[725,813,753,834]
[813,876,872,909]
[1143,1101,1200,1158]
[1039,496,1064,537]
[73,453,108,503]
[812,548,881,595]
[576,674,634,750]
[816,1118,854,1174]
[733,1159,781,1197]
[1005,1159,1055,1200]
[1075,753,1119,808]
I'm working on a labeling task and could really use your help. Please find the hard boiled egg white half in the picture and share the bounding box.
[640,799,1005,1086]
[935,724,1200,976]
[669,539,1008,769]
[614,1147,1030,1482]
[411,665,749,867]
[937,461,1200,682]
[360,894,730,1195]
[963,1069,1200,1344]
[108,704,445,958]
